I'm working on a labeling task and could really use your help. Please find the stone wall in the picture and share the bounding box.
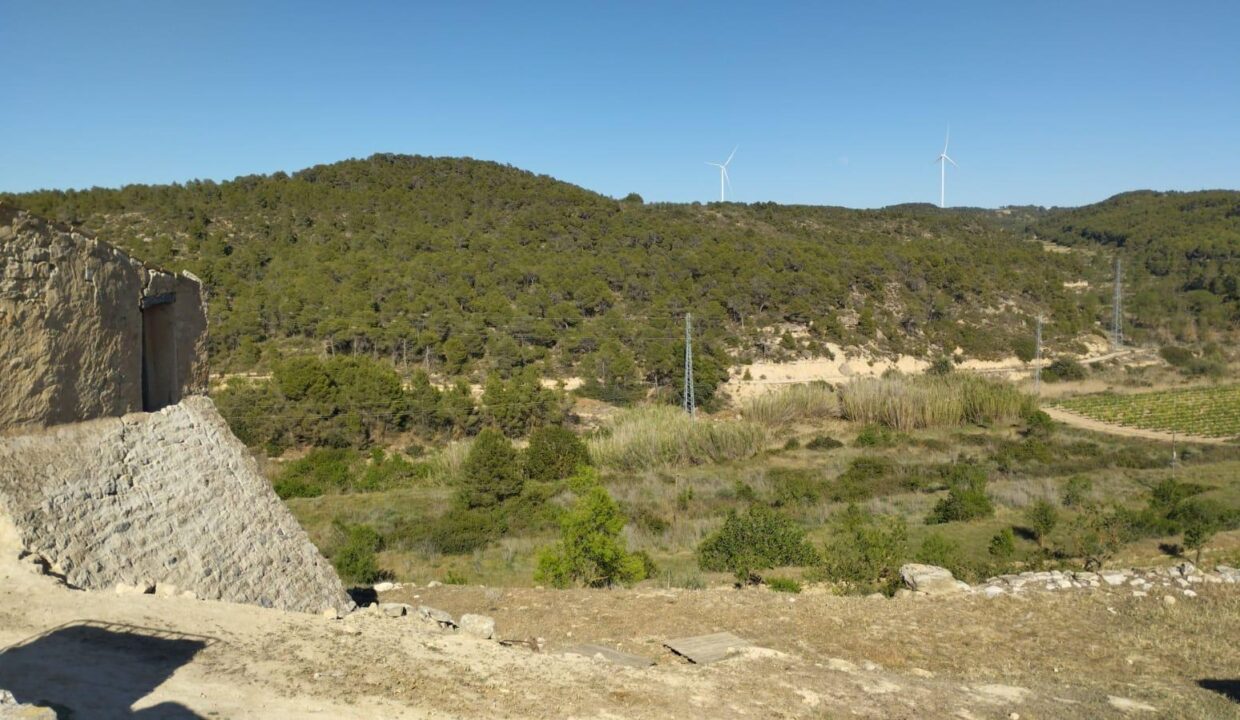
[0,208,208,432]
[0,396,351,614]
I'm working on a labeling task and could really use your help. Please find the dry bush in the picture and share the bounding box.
[741,383,838,428]
[589,405,768,472]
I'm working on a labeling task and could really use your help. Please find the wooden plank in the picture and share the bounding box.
[562,644,655,668]
[663,632,751,665]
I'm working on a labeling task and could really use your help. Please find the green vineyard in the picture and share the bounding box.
[1053,385,1240,439]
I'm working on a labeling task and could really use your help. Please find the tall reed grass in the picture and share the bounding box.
[839,374,1032,431]
[741,383,838,427]
[589,405,768,472]
[427,438,473,483]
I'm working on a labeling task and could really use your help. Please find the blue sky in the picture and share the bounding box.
[1,1,1237,207]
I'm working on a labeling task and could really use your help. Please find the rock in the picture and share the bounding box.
[893,588,914,600]
[418,605,456,628]
[115,581,155,595]
[156,583,179,597]
[1107,696,1158,713]
[899,564,964,595]
[982,586,1005,599]
[865,592,885,600]
[1162,595,1176,606]
[427,580,443,588]
[1174,561,1197,578]
[373,581,395,592]
[1182,589,1197,598]
[825,658,858,674]
[0,688,57,719]
[321,607,341,620]
[181,590,198,600]
[972,684,1032,703]
[380,602,410,618]
[459,613,496,639]
[1132,591,1147,597]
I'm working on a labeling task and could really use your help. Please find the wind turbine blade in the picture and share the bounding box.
[945,155,958,167]
[723,167,733,192]
[943,126,950,154]
[724,145,737,166]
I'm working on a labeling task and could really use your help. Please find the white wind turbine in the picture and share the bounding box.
[934,128,958,208]
[706,146,737,202]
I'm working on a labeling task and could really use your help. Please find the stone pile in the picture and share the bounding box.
[897,561,1239,600]
[338,601,500,641]
[973,562,1238,599]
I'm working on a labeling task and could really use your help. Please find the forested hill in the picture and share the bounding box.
[1031,190,1240,342]
[0,154,1134,386]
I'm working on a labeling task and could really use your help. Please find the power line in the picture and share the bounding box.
[683,313,695,418]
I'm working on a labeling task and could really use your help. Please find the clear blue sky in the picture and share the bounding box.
[2,1,1237,207]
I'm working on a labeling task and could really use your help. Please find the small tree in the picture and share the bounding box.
[333,524,384,585]
[459,428,523,509]
[988,527,1016,561]
[524,425,590,482]
[698,505,820,584]
[926,464,994,524]
[822,504,907,594]
[1025,499,1059,550]
[534,473,646,588]
[1174,499,1222,564]
[1060,475,1093,508]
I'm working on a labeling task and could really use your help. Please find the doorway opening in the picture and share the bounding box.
[141,294,179,412]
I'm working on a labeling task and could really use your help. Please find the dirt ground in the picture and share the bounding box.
[3,504,1238,720]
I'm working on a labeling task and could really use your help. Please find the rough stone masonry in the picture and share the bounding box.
[0,207,350,613]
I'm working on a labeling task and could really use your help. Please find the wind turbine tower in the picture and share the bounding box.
[935,128,958,208]
[706,146,737,202]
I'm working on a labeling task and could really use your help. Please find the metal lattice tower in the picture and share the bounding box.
[683,313,696,417]
[1034,314,1043,396]
[1112,257,1123,349]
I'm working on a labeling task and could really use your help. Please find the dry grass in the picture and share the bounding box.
[588,405,768,472]
[839,374,1032,431]
[740,383,838,428]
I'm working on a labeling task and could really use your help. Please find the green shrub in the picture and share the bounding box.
[916,532,963,572]
[332,524,384,585]
[1023,409,1055,439]
[925,464,993,524]
[806,435,843,451]
[534,484,646,588]
[783,437,801,451]
[273,447,356,498]
[1042,357,1086,383]
[1172,499,1231,564]
[767,467,823,507]
[839,375,1031,431]
[854,424,903,448]
[459,428,523,509]
[524,425,590,482]
[1159,345,1195,368]
[927,356,955,376]
[697,506,820,583]
[766,576,802,593]
[988,527,1016,560]
[830,456,912,502]
[821,505,908,594]
[420,507,502,554]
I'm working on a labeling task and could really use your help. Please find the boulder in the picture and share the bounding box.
[899,564,965,595]
[418,606,456,628]
[0,688,57,719]
[459,613,496,639]
[373,581,396,593]
[380,602,411,618]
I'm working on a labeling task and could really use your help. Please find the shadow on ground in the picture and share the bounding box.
[0,620,215,718]
[1199,679,1240,703]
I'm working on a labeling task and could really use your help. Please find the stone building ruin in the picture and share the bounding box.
[0,207,350,613]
